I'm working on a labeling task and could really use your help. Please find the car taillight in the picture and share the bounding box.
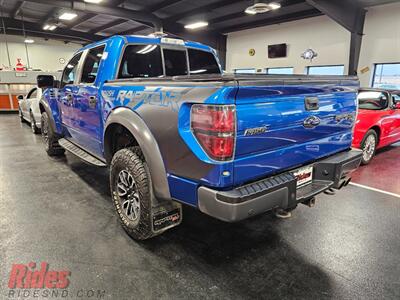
[191,104,236,161]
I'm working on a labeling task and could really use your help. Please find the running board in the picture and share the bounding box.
[58,138,107,167]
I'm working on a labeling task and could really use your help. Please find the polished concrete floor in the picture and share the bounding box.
[1,114,400,300]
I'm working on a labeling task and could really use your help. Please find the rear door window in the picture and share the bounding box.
[118,45,163,78]
[81,45,105,84]
[163,49,188,76]
[188,49,220,75]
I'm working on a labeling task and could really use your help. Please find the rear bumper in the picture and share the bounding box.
[198,149,363,222]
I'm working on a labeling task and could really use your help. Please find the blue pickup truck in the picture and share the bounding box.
[37,35,362,240]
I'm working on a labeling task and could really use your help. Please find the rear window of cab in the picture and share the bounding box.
[118,45,220,79]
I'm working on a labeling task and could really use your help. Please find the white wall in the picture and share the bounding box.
[0,35,81,72]
[226,2,400,87]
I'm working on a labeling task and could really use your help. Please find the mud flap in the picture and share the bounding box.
[151,200,182,234]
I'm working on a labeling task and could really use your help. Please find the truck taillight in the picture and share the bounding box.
[191,104,236,161]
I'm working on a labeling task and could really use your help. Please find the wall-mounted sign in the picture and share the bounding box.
[360,66,370,74]
[249,49,255,56]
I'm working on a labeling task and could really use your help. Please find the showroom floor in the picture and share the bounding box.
[1,114,399,300]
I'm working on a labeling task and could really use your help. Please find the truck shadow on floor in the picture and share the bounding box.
[64,155,335,299]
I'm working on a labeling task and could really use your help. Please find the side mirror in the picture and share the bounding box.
[37,75,54,88]
[17,94,24,101]
[395,102,400,109]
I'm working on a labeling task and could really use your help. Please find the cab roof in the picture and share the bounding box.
[78,35,215,54]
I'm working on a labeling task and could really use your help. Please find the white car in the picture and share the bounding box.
[18,87,42,134]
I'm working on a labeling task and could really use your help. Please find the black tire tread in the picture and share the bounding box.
[110,147,158,240]
[41,112,65,156]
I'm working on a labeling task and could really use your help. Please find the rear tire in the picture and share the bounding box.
[110,147,157,240]
[40,112,65,156]
[361,129,378,165]
[30,111,40,134]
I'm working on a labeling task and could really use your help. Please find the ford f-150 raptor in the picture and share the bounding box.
[37,35,363,240]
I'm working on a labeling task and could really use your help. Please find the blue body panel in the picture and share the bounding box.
[44,35,359,209]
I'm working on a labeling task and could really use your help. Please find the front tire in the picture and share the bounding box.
[361,129,378,165]
[110,147,157,240]
[40,112,65,156]
[30,111,40,134]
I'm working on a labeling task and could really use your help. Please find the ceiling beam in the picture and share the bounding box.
[146,0,184,12]
[12,1,25,18]
[24,0,162,30]
[1,16,103,43]
[163,0,244,23]
[218,8,322,33]
[89,18,128,34]
[118,25,149,35]
[65,13,97,29]
[41,7,59,23]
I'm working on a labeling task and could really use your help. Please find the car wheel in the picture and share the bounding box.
[40,112,65,156]
[110,147,158,240]
[30,111,40,134]
[361,129,378,165]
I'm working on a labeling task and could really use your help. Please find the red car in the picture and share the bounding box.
[352,89,400,164]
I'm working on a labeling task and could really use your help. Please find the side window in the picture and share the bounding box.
[118,45,163,78]
[358,91,389,110]
[188,49,220,75]
[81,45,105,84]
[163,49,188,76]
[61,52,82,88]
[27,88,37,99]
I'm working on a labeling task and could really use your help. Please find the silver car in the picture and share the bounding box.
[18,87,42,134]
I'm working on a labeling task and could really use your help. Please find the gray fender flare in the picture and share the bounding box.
[39,98,57,133]
[104,107,171,201]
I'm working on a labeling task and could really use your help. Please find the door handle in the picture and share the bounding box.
[305,96,319,111]
[66,93,73,103]
[88,95,97,108]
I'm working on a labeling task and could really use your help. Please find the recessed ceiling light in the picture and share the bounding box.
[84,0,103,3]
[245,2,281,14]
[43,24,57,31]
[269,2,281,10]
[59,12,78,20]
[24,39,34,44]
[184,21,208,30]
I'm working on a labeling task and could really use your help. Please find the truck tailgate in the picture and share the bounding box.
[233,76,359,186]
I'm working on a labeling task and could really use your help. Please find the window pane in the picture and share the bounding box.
[234,68,256,74]
[267,67,293,75]
[81,45,105,84]
[358,91,388,110]
[373,63,400,89]
[118,45,163,78]
[163,49,188,76]
[188,49,220,75]
[307,65,345,75]
[61,52,82,87]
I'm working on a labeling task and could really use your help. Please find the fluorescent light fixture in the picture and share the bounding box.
[269,2,281,10]
[59,12,78,20]
[43,24,57,31]
[184,21,208,30]
[84,0,103,3]
[24,39,34,44]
